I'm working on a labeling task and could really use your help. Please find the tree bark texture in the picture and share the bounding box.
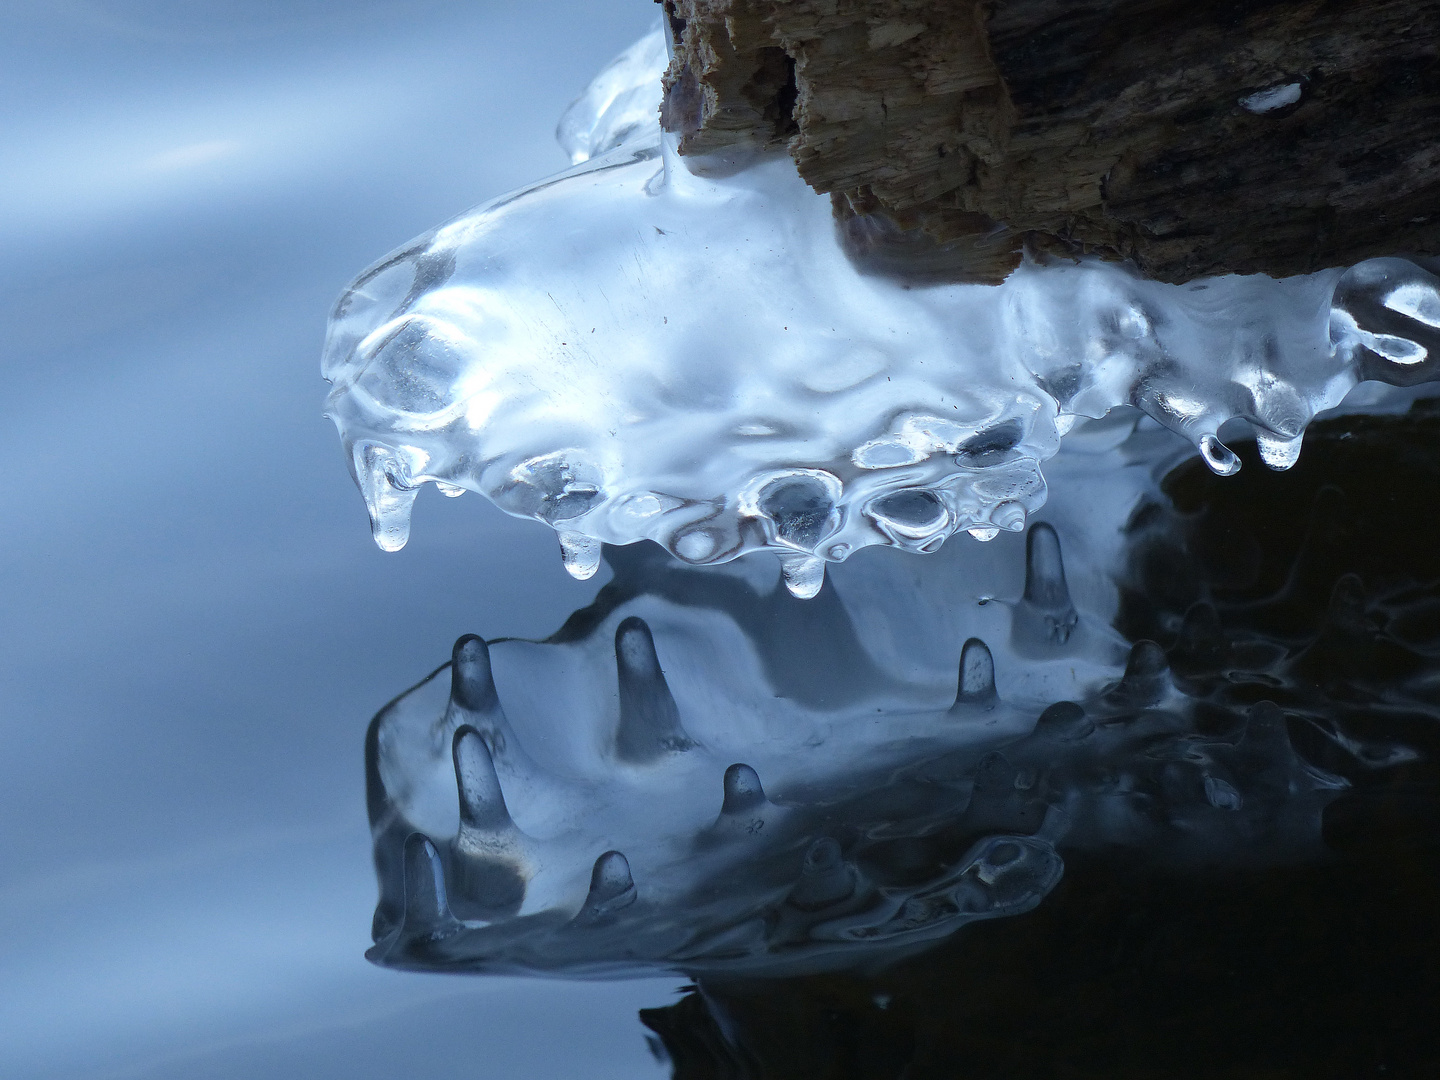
[658,0,1440,283]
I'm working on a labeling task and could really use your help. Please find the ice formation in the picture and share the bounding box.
[322,27,1440,596]
[362,412,1436,977]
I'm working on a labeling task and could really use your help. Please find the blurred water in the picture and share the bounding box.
[0,2,678,1076]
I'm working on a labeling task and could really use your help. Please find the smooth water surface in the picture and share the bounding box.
[0,3,678,1077]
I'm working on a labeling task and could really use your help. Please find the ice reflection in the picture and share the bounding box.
[362,407,1436,978]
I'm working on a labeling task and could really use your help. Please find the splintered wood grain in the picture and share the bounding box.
[657,0,1440,283]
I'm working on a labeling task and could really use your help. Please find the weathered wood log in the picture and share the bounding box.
[658,0,1440,283]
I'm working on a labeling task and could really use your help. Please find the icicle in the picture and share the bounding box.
[1333,256,1440,386]
[779,553,825,599]
[867,488,949,549]
[1256,429,1303,471]
[950,637,999,712]
[435,481,466,497]
[613,616,695,762]
[326,65,1440,574]
[967,526,1000,542]
[1197,433,1242,476]
[558,531,602,579]
[356,444,418,552]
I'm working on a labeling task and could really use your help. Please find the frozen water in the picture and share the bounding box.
[359,414,1440,978]
[1240,81,1304,114]
[323,33,1440,596]
[555,24,666,166]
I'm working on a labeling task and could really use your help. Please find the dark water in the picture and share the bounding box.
[633,411,1440,1078]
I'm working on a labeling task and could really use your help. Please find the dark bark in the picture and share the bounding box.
[659,0,1440,283]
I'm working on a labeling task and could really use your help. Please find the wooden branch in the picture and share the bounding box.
[659,0,1440,283]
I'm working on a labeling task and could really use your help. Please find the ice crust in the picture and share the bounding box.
[323,30,1440,593]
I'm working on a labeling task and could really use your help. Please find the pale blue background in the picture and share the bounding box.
[0,2,679,1076]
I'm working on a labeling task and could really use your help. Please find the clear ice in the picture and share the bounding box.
[360,410,1440,977]
[323,26,1440,595]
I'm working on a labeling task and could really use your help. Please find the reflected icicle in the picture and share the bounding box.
[1013,523,1079,648]
[614,616,695,762]
[364,708,411,943]
[396,833,460,943]
[450,725,528,915]
[716,763,772,836]
[454,725,514,834]
[721,763,766,815]
[950,637,999,712]
[786,838,858,912]
[450,635,500,715]
[574,850,637,922]
[1104,640,1170,709]
[849,836,1065,941]
[445,634,518,762]
[962,752,1047,833]
[1033,700,1093,742]
[779,554,826,599]
[1170,602,1228,678]
[559,531,602,579]
[1204,774,1244,810]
